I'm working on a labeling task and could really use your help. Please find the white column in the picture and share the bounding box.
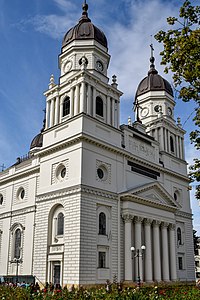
[93,87,96,116]
[160,127,164,150]
[112,99,115,126]
[181,138,185,159]
[55,96,60,125]
[144,218,153,282]
[169,224,177,281]
[107,96,111,125]
[176,135,179,158]
[153,220,161,281]
[46,100,50,129]
[50,98,55,127]
[134,217,143,282]
[87,84,92,115]
[70,87,74,117]
[178,137,182,159]
[74,84,80,115]
[168,130,171,152]
[161,222,170,281]
[123,214,133,281]
[80,81,86,113]
[164,128,168,152]
[59,100,63,122]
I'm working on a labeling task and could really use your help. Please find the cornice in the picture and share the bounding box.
[121,193,178,213]
[175,210,193,219]
[36,185,117,202]
[0,166,40,186]
[0,205,36,220]
[36,126,189,183]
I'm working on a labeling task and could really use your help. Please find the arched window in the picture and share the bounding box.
[63,97,70,117]
[177,227,182,245]
[14,229,21,259]
[96,97,103,117]
[99,212,106,235]
[170,136,174,153]
[57,212,64,235]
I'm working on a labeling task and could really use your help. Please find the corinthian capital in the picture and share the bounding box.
[122,213,134,223]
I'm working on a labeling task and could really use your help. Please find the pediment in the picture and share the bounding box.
[121,182,180,210]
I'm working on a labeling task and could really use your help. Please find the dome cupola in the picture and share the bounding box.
[135,45,173,98]
[62,1,108,49]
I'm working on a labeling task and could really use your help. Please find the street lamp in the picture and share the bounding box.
[10,257,23,283]
[131,245,146,287]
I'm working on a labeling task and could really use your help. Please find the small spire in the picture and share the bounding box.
[148,42,158,75]
[82,0,89,17]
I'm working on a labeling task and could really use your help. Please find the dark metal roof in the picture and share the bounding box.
[30,133,43,150]
[136,56,173,98]
[62,2,108,49]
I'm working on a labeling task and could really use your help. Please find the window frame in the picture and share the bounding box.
[96,96,103,117]
[63,97,70,117]
[99,212,106,235]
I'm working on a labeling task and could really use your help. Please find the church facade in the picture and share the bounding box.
[0,2,195,286]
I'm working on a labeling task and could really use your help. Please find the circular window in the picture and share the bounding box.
[97,165,108,181]
[56,164,67,181]
[97,168,104,179]
[18,188,25,200]
[0,194,3,205]
[61,167,66,178]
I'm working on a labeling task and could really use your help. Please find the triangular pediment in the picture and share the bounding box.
[120,182,180,210]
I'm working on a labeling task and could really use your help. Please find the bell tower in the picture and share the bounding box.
[42,1,122,149]
[134,46,186,161]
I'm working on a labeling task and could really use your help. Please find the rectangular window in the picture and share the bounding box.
[98,252,106,268]
[178,257,183,270]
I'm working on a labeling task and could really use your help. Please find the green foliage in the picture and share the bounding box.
[1,284,200,300]
[155,1,200,199]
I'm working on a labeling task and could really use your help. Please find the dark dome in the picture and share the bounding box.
[136,57,173,98]
[62,3,107,49]
[30,133,43,150]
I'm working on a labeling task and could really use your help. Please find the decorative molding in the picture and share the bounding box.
[122,213,134,223]
[0,166,40,186]
[143,218,152,226]
[134,216,143,224]
[37,185,117,202]
[175,210,193,219]
[152,220,161,227]
[169,223,176,230]
[161,222,169,228]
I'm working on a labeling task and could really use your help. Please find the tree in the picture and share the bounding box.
[155,1,200,199]
[193,229,200,256]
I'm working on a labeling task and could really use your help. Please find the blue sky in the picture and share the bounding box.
[0,0,199,233]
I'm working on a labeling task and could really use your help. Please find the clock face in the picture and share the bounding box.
[154,105,160,112]
[96,60,104,72]
[141,107,149,117]
[64,60,72,73]
[167,107,172,115]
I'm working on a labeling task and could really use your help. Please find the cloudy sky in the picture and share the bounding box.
[0,0,199,232]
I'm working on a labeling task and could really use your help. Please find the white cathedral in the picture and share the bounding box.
[0,2,195,286]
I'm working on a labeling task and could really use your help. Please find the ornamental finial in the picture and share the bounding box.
[148,39,158,75]
[82,0,88,17]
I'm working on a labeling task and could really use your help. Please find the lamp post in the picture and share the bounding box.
[131,245,146,287]
[10,257,23,283]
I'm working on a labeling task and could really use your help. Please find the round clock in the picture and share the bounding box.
[64,60,72,73]
[141,107,149,117]
[167,107,172,116]
[96,60,104,72]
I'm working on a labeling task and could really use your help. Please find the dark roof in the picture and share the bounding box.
[30,133,43,150]
[62,2,107,49]
[136,56,173,98]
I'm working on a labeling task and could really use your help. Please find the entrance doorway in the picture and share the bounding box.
[53,263,61,285]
